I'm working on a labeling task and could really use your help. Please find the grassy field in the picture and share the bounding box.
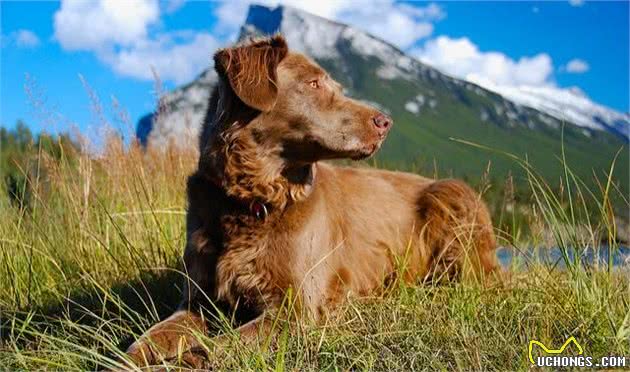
[0,135,628,371]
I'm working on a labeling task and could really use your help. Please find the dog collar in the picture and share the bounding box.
[249,201,268,220]
[205,173,270,220]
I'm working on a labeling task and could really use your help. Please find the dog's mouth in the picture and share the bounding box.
[348,141,382,160]
[283,135,385,162]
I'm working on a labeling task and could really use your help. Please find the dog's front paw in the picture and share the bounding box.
[100,340,160,371]
[122,338,211,370]
[124,339,161,368]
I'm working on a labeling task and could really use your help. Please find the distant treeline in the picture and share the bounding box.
[1,121,626,238]
[1,121,79,208]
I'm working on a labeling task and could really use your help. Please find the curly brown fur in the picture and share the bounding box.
[416,179,498,282]
[218,122,311,209]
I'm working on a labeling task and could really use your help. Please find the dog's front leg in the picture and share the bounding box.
[207,311,276,357]
[233,312,275,342]
[123,309,209,369]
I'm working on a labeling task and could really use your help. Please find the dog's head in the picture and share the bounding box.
[213,35,392,163]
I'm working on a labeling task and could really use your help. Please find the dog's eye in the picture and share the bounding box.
[309,79,320,89]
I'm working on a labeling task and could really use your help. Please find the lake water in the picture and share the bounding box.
[497,246,630,269]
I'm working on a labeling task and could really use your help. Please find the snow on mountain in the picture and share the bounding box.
[144,67,216,146]
[465,76,629,138]
[242,5,419,80]
[275,7,344,59]
[405,94,427,115]
[405,101,420,114]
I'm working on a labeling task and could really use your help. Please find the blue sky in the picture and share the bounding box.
[1,0,628,137]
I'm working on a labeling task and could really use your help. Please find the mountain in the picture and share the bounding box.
[140,67,217,146]
[464,79,630,139]
[139,4,628,194]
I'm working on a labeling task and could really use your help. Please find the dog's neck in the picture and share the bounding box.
[201,124,315,213]
[198,83,315,214]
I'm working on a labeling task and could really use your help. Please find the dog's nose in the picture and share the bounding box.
[372,113,393,136]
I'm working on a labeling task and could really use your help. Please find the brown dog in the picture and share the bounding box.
[124,35,498,367]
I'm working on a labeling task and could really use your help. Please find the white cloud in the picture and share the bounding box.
[569,0,585,6]
[336,3,440,49]
[1,29,41,48]
[104,32,218,84]
[51,0,444,83]
[410,35,628,134]
[214,0,358,33]
[164,0,186,14]
[214,1,443,49]
[564,58,590,73]
[53,0,219,84]
[14,30,41,48]
[400,3,445,20]
[412,36,553,87]
[54,0,159,51]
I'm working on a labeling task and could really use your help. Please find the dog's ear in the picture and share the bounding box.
[214,35,288,112]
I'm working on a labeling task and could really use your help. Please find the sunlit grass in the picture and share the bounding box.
[0,131,628,370]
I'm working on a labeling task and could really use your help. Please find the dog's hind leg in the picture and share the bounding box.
[416,179,499,282]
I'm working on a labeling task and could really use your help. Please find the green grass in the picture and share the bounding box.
[0,135,628,371]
